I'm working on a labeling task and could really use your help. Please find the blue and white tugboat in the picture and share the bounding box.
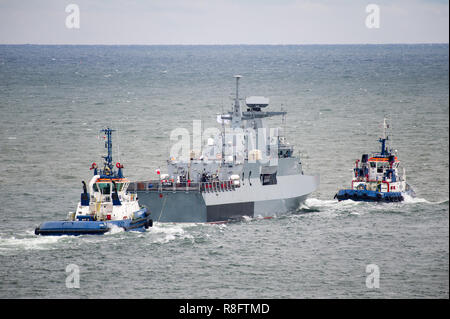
[335,118,415,202]
[35,128,152,236]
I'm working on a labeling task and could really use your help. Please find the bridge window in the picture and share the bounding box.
[278,149,292,158]
[261,172,277,185]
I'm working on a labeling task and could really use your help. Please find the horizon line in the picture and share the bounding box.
[0,42,448,46]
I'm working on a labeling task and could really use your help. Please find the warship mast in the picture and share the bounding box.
[231,75,242,128]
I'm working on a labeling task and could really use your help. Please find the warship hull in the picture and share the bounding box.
[136,174,319,223]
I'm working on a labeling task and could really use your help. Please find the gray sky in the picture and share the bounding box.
[0,0,448,44]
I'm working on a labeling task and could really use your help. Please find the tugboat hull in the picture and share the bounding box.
[335,189,405,202]
[35,221,110,236]
[35,208,152,236]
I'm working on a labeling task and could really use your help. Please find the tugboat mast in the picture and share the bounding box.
[101,128,116,175]
[379,117,389,156]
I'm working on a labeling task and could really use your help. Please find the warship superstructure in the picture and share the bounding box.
[130,76,319,222]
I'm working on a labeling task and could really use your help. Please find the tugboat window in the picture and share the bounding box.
[377,162,388,173]
[97,183,111,195]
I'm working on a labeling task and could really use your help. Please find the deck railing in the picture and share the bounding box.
[127,180,238,193]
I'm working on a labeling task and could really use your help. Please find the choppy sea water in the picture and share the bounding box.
[0,44,448,298]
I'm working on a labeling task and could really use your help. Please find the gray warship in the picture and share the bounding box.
[129,76,319,222]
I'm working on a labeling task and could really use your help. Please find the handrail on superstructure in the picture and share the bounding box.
[127,179,239,193]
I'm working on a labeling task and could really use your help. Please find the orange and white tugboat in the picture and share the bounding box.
[335,118,415,202]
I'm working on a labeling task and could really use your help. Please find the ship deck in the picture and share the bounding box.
[127,180,239,193]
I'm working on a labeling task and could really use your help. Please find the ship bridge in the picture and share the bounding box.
[165,76,299,185]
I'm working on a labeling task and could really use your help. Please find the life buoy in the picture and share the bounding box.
[116,162,123,169]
